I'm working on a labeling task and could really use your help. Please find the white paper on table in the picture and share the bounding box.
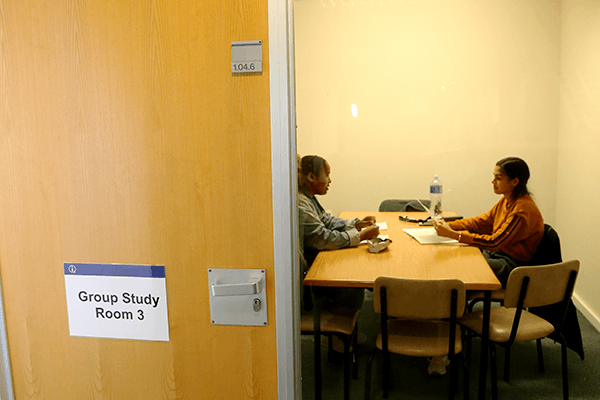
[376,222,388,230]
[403,228,458,245]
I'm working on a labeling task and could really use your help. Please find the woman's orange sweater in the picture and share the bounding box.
[449,194,544,262]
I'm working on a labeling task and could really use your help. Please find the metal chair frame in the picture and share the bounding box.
[365,283,469,400]
[461,266,578,400]
[301,309,360,400]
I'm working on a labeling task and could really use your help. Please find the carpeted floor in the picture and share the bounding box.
[301,289,600,400]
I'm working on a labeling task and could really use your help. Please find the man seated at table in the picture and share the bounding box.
[298,155,379,312]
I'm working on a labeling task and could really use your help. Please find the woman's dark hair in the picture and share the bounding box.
[496,157,530,198]
[301,155,326,177]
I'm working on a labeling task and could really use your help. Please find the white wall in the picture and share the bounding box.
[295,0,600,326]
[556,0,600,330]
[295,0,561,224]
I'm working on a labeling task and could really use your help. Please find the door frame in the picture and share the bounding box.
[0,270,15,400]
[268,0,300,398]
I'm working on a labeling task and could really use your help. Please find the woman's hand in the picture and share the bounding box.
[434,219,456,239]
[359,224,380,241]
[356,216,376,230]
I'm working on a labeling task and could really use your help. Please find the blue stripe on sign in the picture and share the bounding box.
[63,263,165,278]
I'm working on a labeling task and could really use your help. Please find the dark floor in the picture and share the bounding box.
[301,290,600,400]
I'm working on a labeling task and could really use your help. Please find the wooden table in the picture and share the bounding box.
[304,211,501,400]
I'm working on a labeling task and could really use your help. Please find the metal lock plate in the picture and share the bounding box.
[208,268,267,326]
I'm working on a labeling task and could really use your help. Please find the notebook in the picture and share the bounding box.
[403,228,458,245]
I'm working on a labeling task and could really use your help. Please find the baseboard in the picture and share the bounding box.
[572,293,600,333]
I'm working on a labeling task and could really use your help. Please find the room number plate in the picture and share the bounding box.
[231,40,262,73]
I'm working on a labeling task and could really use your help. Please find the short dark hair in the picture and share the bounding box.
[496,157,530,198]
[301,155,326,177]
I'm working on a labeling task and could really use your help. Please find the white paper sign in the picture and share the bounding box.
[64,263,169,341]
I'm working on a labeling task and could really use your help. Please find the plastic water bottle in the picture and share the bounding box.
[430,175,443,217]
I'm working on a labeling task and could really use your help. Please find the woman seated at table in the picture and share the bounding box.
[434,156,544,287]
[298,155,380,311]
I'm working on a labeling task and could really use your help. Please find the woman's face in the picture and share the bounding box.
[313,161,331,195]
[492,165,518,197]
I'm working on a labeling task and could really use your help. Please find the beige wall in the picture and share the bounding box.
[295,0,560,223]
[295,0,600,327]
[557,0,600,329]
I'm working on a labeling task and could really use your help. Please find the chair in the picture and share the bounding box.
[301,306,361,400]
[466,224,561,313]
[459,260,580,400]
[378,199,430,212]
[364,277,469,400]
[464,224,571,362]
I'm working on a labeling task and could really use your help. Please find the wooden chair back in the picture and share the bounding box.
[373,277,466,319]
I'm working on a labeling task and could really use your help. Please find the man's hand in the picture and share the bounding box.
[356,216,376,230]
[359,224,380,241]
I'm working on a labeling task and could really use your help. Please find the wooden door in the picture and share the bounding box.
[0,0,279,398]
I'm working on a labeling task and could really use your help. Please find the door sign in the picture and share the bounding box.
[231,40,263,73]
[64,263,170,341]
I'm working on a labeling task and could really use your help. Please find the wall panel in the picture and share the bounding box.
[556,0,600,330]
[294,0,561,223]
[0,0,277,398]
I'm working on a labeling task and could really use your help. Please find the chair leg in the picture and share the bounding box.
[561,341,569,400]
[353,327,359,379]
[364,348,379,400]
[466,330,472,363]
[537,338,545,372]
[448,354,457,400]
[490,343,498,400]
[343,336,350,400]
[383,349,390,399]
[504,346,510,382]
[460,353,470,400]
